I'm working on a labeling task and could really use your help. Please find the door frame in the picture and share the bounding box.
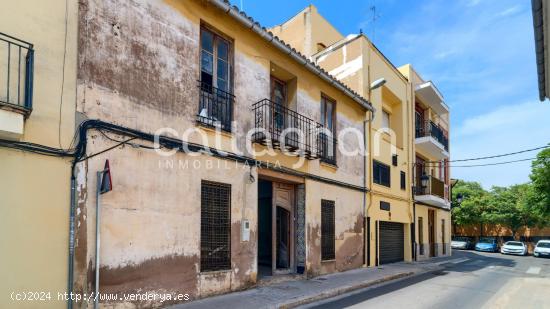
[428,209,435,257]
[271,182,295,275]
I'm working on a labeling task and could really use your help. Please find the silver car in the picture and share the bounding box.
[500,241,527,256]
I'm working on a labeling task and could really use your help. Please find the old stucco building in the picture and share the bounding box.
[72,0,373,307]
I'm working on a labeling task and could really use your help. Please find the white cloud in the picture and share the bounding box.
[451,101,550,188]
[496,5,522,18]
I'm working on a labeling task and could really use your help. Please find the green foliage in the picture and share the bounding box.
[452,147,550,236]
[529,147,550,221]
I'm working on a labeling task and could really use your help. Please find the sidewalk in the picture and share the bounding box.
[170,255,460,309]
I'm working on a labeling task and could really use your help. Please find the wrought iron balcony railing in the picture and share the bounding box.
[415,120,449,151]
[197,81,234,132]
[415,175,445,199]
[252,99,335,161]
[0,32,34,112]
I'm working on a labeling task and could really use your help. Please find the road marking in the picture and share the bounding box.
[432,257,470,266]
[526,267,541,275]
[450,258,470,264]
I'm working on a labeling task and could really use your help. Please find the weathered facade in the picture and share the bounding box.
[73,0,371,307]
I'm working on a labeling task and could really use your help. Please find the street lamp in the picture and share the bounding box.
[420,174,429,188]
[456,193,464,204]
[370,78,386,91]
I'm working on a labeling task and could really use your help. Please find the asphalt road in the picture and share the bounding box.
[302,250,550,309]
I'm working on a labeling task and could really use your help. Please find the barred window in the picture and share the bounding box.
[373,160,391,187]
[321,199,335,260]
[201,180,231,272]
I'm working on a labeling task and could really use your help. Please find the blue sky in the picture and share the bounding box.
[233,0,550,188]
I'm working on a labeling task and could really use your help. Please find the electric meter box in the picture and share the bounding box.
[241,219,250,242]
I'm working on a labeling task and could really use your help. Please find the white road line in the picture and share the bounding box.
[526,267,541,275]
[432,257,470,266]
[450,258,470,264]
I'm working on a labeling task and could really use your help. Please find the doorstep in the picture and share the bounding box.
[170,260,449,309]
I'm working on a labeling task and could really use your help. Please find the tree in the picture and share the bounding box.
[529,147,550,223]
[451,181,490,235]
[485,184,534,239]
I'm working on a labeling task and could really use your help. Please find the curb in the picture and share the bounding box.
[277,271,416,309]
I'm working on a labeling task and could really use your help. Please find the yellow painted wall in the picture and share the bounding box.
[269,5,344,57]
[0,0,78,308]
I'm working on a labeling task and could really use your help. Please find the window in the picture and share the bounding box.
[373,160,391,187]
[400,171,406,190]
[380,201,390,211]
[392,154,398,166]
[418,217,424,255]
[381,110,390,130]
[200,27,232,91]
[321,199,335,260]
[320,95,337,165]
[321,95,336,133]
[198,27,234,132]
[201,180,231,272]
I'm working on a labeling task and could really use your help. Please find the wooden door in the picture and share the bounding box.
[428,210,435,257]
[272,182,294,273]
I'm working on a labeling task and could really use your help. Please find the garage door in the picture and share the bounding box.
[379,221,404,264]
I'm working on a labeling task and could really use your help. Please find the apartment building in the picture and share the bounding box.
[271,5,415,266]
[399,65,452,260]
[70,0,373,307]
[271,5,452,264]
[0,1,78,308]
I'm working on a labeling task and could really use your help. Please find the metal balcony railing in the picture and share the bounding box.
[197,81,234,132]
[415,121,449,151]
[0,32,34,112]
[252,99,334,160]
[415,175,445,199]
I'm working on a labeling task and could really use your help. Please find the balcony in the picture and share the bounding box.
[415,175,450,209]
[415,121,449,159]
[415,81,449,115]
[197,81,234,132]
[0,32,34,140]
[253,99,334,160]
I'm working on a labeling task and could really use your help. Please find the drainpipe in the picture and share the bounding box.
[363,117,368,266]
[67,168,76,309]
[94,171,102,309]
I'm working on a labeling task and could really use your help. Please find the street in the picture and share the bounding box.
[302,251,550,309]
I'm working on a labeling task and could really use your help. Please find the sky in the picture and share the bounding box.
[232,0,550,188]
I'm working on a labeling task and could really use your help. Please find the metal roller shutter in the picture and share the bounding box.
[379,221,404,264]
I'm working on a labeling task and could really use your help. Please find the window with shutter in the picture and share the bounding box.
[201,180,231,272]
[321,200,335,260]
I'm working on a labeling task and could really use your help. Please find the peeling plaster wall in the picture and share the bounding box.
[74,134,257,307]
[75,0,369,306]
[305,180,364,277]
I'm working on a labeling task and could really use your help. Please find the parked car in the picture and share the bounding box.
[451,236,475,250]
[475,237,499,252]
[534,240,550,258]
[500,241,528,256]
